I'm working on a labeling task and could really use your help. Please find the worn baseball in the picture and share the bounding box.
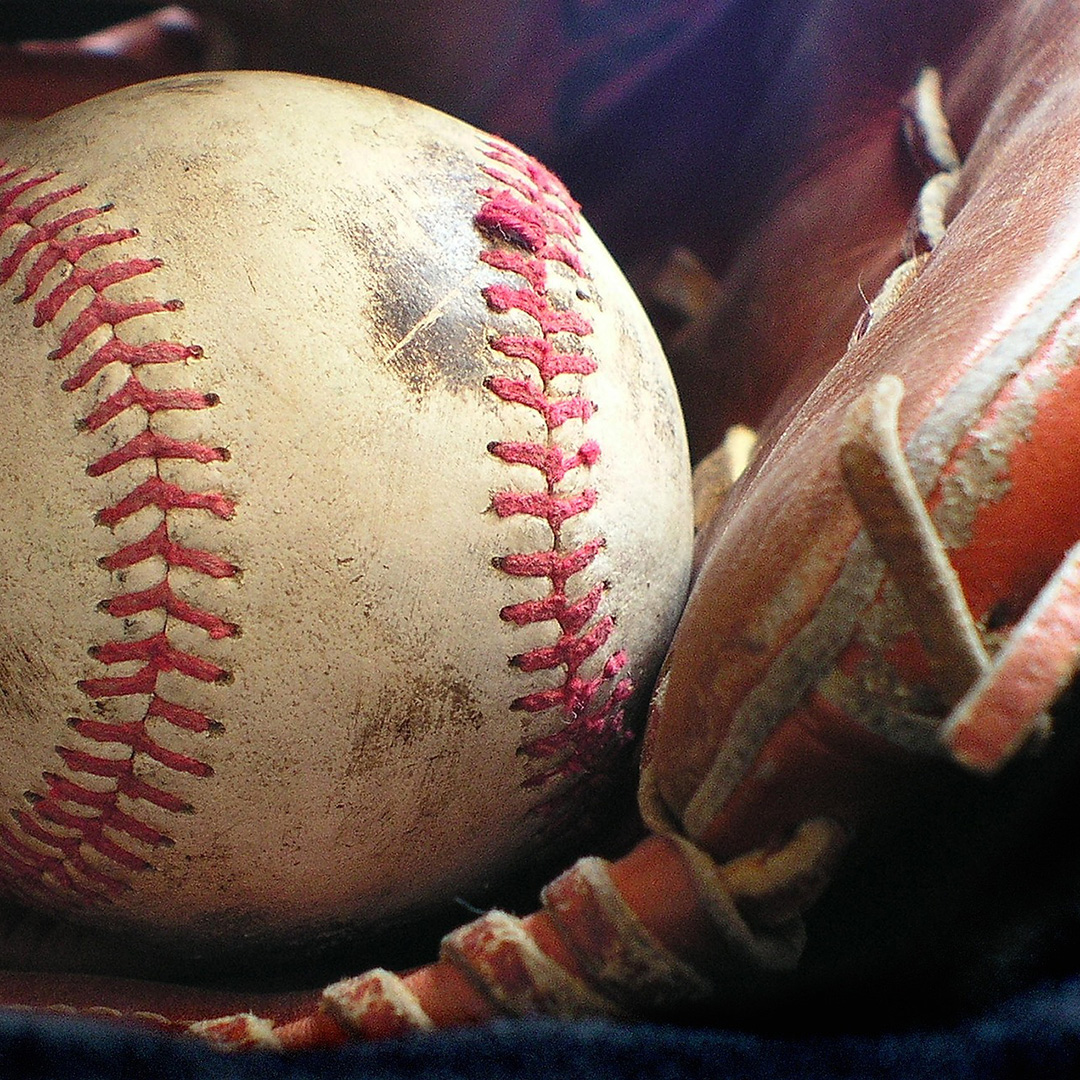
[0,72,692,967]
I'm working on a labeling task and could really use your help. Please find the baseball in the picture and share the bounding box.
[0,71,692,969]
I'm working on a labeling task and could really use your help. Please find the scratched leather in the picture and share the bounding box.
[649,0,1080,857]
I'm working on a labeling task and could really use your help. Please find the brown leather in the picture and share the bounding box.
[652,0,1080,855]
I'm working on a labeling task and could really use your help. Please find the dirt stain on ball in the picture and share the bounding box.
[333,213,489,397]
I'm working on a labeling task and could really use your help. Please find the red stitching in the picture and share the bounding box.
[478,139,634,801]
[4,811,125,900]
[99,581,238,639]
[86,430,229,476]
[97,476,235,528]
[487,334,597,378]
[484,375,596,429]
[101,521,236,578]
[63,339,205,392]
[0,161,233,906]
[483,284,592,337]
[81,376,219,431]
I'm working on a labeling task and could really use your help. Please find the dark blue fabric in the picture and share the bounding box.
[3,976,1080,1080]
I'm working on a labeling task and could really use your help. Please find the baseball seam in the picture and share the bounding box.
[476,140,634,810]
[0,161,229,907]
